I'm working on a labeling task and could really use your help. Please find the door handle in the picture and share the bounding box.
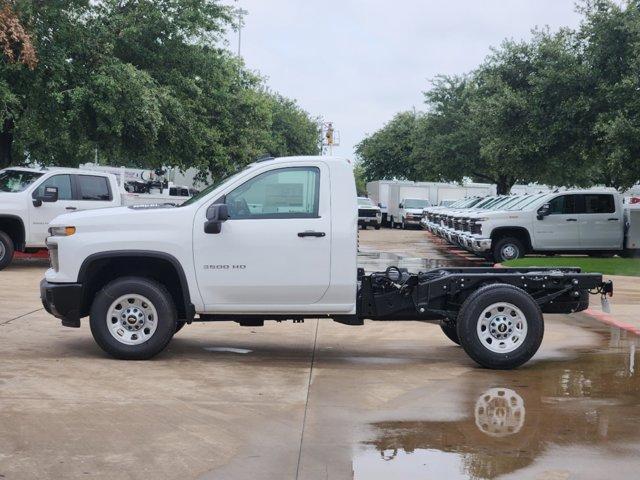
[566,218,577,222]
[298,231,326,238]
[608,218,619,221]
[65,207,77,211]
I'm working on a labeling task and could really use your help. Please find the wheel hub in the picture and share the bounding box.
[502,245,518,259]
[476,302,528,353]
[107,294,158,345]
[489,315,513,340]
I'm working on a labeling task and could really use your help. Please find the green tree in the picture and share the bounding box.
[355,111,420,182]
[0,0,319,181]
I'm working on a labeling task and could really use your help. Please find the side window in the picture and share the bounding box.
[225,167,320,219]
[548,195,578,214]
[77,175,112,201]
[584,194,615,214]
[33,175,72,200]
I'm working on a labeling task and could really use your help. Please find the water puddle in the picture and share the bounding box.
[354,330,640,479]
[202,347,252,354]
[357,251,488,273]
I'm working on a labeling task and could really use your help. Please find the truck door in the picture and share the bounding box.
[532,194,581,250]
[28,174,77,246]
[578,194,622,249]
[193,164,331,310]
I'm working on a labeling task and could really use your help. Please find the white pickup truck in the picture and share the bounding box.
[426,190,635,262]
[40,156,611,369]
[0,167,121,270]
[0,166,193,270]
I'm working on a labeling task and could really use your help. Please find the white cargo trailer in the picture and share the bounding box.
[367,180,495,227]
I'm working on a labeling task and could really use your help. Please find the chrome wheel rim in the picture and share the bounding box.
[501,244,519,260]
[476,302,527,353]
[106,294,158,345]
[475,387,525,437]
[0,241,5,261]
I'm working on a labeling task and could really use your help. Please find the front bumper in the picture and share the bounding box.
[358,217,381,226]
[40,279,83,328]
[468,237,492,253]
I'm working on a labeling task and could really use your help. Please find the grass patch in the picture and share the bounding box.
[503,256,640,277]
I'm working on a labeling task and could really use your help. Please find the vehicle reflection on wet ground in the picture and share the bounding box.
[353,326,640,480]
[358,251,490,273]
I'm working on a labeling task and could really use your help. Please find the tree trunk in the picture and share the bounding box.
[0,118,14,170]
[496,175,510,195]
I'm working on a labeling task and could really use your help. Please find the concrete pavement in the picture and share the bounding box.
[1,230,640,480]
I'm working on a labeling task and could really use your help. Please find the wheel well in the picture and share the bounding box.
[0,216,25,250]
[491,228,531,252]
[79,255,192,321]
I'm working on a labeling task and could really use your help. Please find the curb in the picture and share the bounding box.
[492,262,639,336]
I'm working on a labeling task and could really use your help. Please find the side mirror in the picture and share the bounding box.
[399,203,403,209]
[204,203,229,234]
[32,186,59,207]
[537,203,550,220]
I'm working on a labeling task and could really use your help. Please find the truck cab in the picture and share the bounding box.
[0,167,120,270]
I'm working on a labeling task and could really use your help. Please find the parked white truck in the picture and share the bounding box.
[0,166,193,270]
[40,156,612,369]
[357,197,382,229]
[426,190,638,262]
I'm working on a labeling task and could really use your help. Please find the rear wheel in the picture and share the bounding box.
[90,276,177,360]
[456,284,544,369]
[492,237,524,263]
[440,319,460,345]
[0,231,14,271]
[374,224,381,230]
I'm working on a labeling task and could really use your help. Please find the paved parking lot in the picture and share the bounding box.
[2,230,640,479]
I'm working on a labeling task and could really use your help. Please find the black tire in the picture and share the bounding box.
[440,319,460,345]
[401,218,406,229]
[456,284,544,369]
[175,321,187,333]
[90,276,177,360]
[0,231,15,271]
[492,237,525,263]
[374,225,381,230]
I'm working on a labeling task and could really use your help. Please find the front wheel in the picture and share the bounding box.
[492,237,524,262]
[456,284,544,369]
[0,231,15,271]
[90,276,177,360]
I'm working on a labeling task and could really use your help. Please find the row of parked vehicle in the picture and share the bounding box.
[421,190,639,262]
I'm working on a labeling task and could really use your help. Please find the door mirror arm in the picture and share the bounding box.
[204,203,229,234]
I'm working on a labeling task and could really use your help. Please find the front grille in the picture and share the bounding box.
[471,222,482,235]
[359,209,377,218]
[461,218,470,232]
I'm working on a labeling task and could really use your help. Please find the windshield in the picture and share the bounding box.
[357,197,373,206]
[507,194,545,210]
[404,199,430,209]
[0,169,44,193]
[179,166,251,207]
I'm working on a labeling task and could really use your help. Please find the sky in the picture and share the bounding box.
[225,0,583,159]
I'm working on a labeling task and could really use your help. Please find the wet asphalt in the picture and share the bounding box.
[0,228,638,479]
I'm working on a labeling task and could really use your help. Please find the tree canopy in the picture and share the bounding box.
[356,0,640,194]
[0,0,319,181]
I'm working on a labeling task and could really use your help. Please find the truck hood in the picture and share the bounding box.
[404,208,424,214]
[358,205,380,212]
[49,204,182,229]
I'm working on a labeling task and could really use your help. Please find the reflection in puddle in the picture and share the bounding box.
[357,251,489,273]
[355,332,640,479]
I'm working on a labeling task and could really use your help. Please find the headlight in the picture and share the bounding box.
[48,226,76,237]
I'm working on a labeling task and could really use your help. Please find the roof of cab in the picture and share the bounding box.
[2,166,115,176]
